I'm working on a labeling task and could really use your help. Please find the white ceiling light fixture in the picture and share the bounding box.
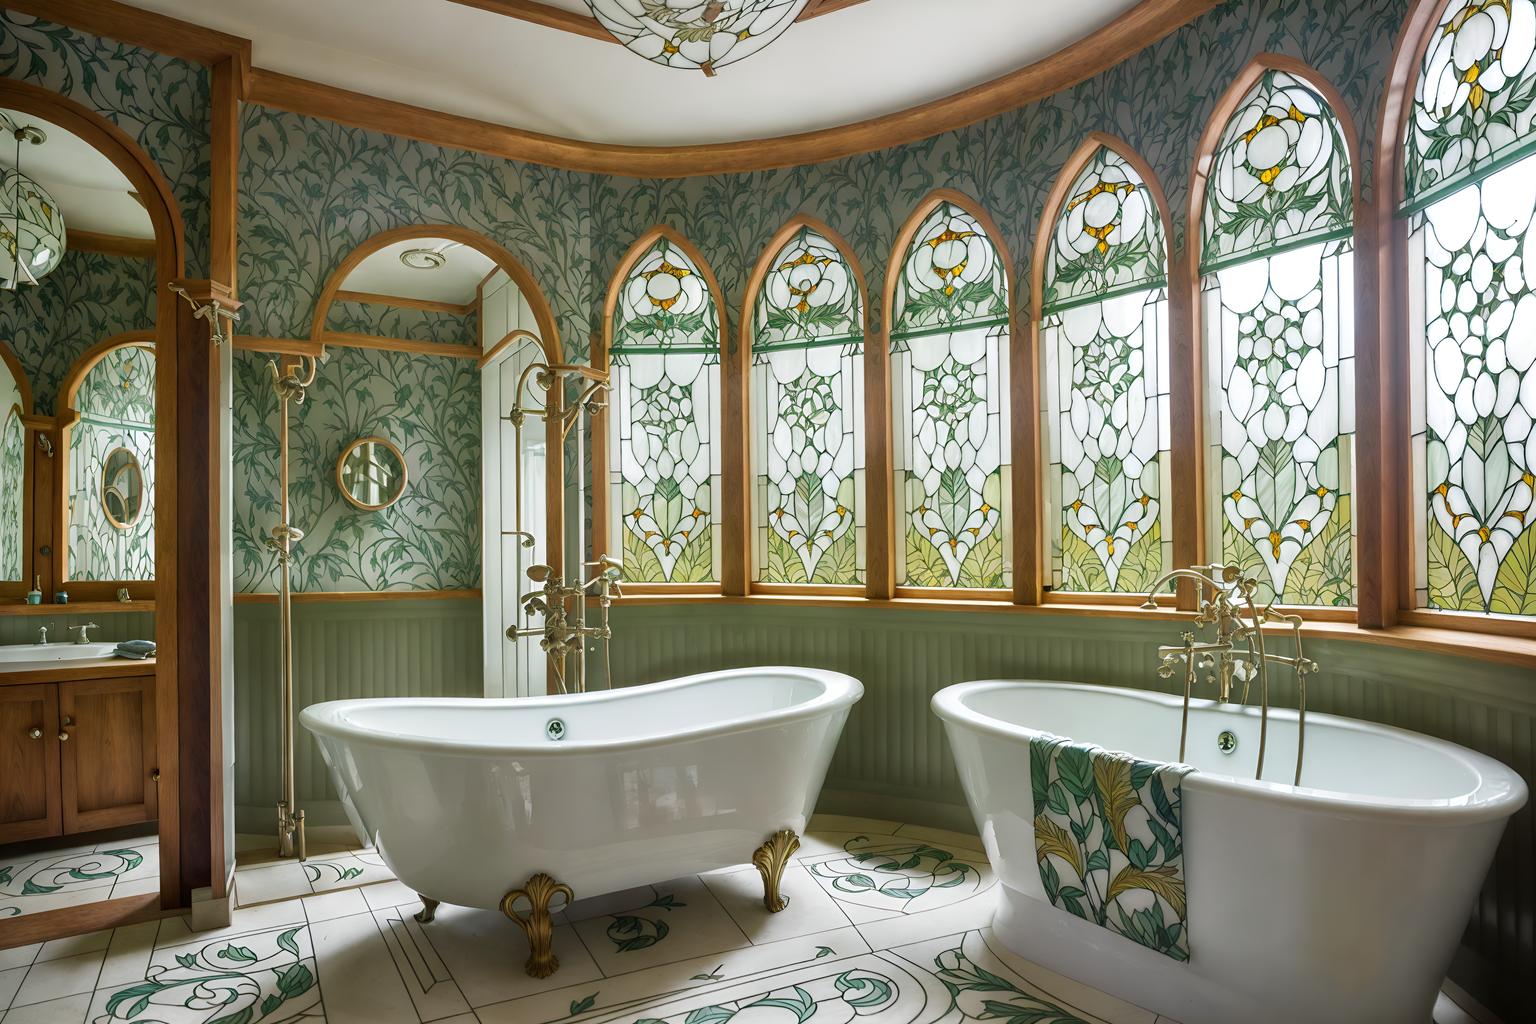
[0,114,65,291]
[585,0,811,76]
[399,240,461,270]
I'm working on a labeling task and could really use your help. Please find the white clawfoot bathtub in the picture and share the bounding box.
[301,667,861,912]
[933,681,1527,1024]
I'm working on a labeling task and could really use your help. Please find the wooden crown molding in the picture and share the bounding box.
[442,0,871,44]
[5,0,251,96]
[26,0,1216,177]
[244,0,1217,177]
[70,229,156,259]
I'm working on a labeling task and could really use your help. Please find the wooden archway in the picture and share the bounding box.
[0,76,199,939]
[309,223,563,364]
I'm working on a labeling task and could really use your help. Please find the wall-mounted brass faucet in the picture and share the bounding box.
[504,360,620,696]
[1140,564,1319,785]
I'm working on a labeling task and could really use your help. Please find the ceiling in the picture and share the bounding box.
[341,239,495,303]
[0,108,153,239]
[128,0,1143,147]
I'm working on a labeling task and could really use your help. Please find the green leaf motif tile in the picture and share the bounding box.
[0,848,144,900]
[99,924,319,1023]
[606,892,685,953]
[810,838,984,912]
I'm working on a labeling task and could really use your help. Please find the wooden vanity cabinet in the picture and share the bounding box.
[0,672,156,844]
[59,676,158,832]
[0,683,62,843]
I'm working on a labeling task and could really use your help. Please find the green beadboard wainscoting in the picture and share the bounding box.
[599,602,1536,1015]
[236,594,1534,1009]
[231,599,481,831]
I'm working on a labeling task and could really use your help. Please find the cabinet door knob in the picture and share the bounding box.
[57,730,70,742]
[150,769,160,783]
[27,726,42,740]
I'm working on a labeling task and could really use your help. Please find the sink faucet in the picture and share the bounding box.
[71,623,99,644]
[37,626,47,645]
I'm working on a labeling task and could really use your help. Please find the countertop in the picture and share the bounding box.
[0,655,157,685]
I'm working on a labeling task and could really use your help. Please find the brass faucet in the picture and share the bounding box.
[1140,564,1319,785]
[510,556,623,694]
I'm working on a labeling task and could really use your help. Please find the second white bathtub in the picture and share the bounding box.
[301,666,862,912]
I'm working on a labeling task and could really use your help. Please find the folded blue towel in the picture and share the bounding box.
[114,640,156,660]
[1030,733,1194,962]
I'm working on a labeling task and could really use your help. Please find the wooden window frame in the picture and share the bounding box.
[1185,54,1377,621]
[1373,0,1536,639]
[1030,132,1178,608]
[882,188,1027,604]
[738,214,874,600]
[592,226,732,596]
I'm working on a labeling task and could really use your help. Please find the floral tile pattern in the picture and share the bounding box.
[0,819,1479,1024]
[231,838,398,909]
[0,840,159,921]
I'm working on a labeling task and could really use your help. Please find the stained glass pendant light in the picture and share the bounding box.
[585,0,811,76]
[0,116,64,291]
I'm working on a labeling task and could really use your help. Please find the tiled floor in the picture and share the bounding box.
[0,816,1487,1023]
[0,835,160,921]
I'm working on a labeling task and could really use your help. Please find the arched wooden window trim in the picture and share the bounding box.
[593,225,731,594]
[738,214,873,598]
[883,188,1025,602]
[309,223,567,582]
[1186,54,1373,623]
[0,339,35,602]
[1031,133,1177,607]
[1374,1,1536,641]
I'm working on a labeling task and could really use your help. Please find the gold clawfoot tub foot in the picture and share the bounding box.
[753,828,800,913]
[501,873,574,979]
[414,896,439,924]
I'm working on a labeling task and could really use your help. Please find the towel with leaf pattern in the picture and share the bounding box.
[1030,733,1194,961]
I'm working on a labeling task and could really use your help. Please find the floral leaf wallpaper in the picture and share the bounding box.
[67,345,155,581]
[0,250,154,415]
[0,11,211,277]
[324,300,477,345]
[232,347,480,593]
[238,104,592,353]
[235,102,593,593]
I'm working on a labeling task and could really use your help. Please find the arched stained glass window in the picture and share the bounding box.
[1200,69,1357,607]
[751,225,865,585]
[890,201,1011,590]
[607,236,723,584]
[1041,146,1172,594]
[1408,1,1536,617]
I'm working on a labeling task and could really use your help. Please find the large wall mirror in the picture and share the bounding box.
[63,336,156,591]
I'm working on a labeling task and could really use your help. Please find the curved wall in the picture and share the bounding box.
[592,0,1409,341]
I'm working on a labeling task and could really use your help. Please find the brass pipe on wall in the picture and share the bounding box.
[266,353,320,860]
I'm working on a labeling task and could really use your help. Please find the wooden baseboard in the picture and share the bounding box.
[0,891,164,950]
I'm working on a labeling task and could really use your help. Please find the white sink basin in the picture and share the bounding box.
[0,642,121,665]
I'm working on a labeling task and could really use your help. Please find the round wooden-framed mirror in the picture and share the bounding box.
[336,435,409,511]
[100,445,146,529]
